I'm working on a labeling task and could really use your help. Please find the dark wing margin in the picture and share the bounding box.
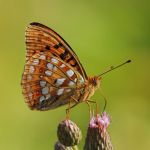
[25,22,88,80]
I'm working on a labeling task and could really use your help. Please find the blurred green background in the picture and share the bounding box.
[0,0,150,149]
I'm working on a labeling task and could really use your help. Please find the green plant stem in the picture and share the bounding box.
[72,145,78,150]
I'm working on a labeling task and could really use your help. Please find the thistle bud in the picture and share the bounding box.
[54,141,67,150]
[54,141,78,150]
[84,112,113,150]
[57,119,82,146]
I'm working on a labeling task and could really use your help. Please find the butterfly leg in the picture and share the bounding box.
[66,100,71,119]
[86,99,99,117]
[66,96,79,119]
[85,101,93,119]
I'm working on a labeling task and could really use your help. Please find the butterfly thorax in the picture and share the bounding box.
[78,76,101,102]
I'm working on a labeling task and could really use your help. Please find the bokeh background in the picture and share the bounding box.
[0,0,150,149]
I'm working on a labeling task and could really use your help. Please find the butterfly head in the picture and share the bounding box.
[89,76,101,89]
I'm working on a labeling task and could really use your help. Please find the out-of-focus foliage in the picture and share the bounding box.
[0,0,149,150]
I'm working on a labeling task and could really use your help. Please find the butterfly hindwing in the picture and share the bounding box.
[25,22,87,80]
[21,52,85,110]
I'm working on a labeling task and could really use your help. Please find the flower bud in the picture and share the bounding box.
[57,119,82,146]
[84,112,113,150]
[54,141,78,150]
[55,141,66,150]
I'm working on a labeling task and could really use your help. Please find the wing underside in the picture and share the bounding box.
[25,22,87,80]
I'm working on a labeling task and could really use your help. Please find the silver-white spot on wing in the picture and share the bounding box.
[42,87,49,95]
[55,78,66,86]
[66,69,74,77]
[51,58,58,64]
[29,66,35,73]
[68,81,75,86]
[39,55,46,60]
[32,59,39,65]
[39,96,45,103]
[45,70,52,76]
[60,64,65,68]
[47,63,53,70]
[57,88,64,96]
[40,80,46,87]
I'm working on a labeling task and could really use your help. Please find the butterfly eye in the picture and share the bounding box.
[93,78,97,86]
[92,78,97,86]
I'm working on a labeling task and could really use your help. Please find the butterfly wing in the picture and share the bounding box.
[25,22,87,80]
[21,50,85,110]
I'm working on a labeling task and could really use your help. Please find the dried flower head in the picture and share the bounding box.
[57,119,82,146]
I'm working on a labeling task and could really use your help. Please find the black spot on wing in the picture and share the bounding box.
[66,56,74,63]
[54,43,63,49]
[71,62,77,67]
[60,50,68,60]
[45,45,50,50]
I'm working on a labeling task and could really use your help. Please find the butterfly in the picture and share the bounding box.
[21,22,130,111]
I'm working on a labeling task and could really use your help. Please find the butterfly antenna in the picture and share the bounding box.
[102,96,107,113]
[98,60,131,77]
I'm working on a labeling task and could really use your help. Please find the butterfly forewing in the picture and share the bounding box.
[25,22,87,80]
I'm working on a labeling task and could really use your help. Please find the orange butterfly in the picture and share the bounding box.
[21,22,130,111]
